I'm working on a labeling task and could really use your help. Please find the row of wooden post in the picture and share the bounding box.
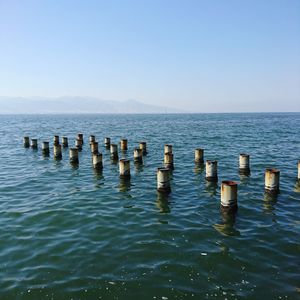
[23,135,299,213]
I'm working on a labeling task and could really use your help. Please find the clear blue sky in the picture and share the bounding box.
[0,0,299,112]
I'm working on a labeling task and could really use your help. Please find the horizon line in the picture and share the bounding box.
[0,112,299,115]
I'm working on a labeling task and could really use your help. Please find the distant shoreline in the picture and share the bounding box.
[0,112,299,115]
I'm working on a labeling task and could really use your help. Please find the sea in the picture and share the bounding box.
[0,113,299,299]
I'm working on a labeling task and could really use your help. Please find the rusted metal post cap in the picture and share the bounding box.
[139,142,147,154]
[195,148,204,164]
[120,139,128,151]
[265,168,280,194]
[157,167,171,193]
[23,136,30,148]
[133,148,143,163]
[239,153,250,175]
[30,138,38,149]
[53,144,62,159]
[53,135,59,146]
[164,144,172,154]
[221,180,238,212]
[119,159,130,178]
[42,141,50,154]
[89,135,95,144]
[104,137,111,148]
[164,152,174,170]
[62,137,68,147]
[110,144,118,159]
[90,141,99,155]
[205,160,218,182]
[69,148,79,164]
[75,138,83,151]
[92,153,103,169]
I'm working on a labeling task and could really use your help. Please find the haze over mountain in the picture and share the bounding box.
[0,97,184,114]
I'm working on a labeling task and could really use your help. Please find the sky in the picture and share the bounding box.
[0,0,299,112]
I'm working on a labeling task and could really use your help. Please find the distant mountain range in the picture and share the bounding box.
[0,97,184,114]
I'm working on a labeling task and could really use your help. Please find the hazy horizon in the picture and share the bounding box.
[0,96,299,114]
[0,0,299,112]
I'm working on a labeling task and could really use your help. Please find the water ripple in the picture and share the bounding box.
[0,113,299,299]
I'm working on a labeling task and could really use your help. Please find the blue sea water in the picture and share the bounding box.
[0,113,299,299]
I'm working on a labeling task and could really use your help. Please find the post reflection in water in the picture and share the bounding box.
[294,180,300,193]
[54,156,62,162]
[70,162,79,171]
[93,169,104,189]
[53,159,63,169]
[42,151,50,158]
[119,177,131,192]
[156,191,171,214]
[121,152,128,160]
[93,168,104,180]
[239,173,251,184]
[134,162,144,173]
[214,209,240,236]
[110,158,118,165]
[168,168,174,180]
[194,163,205,175]
[263,192,278,212]
[205,181,218,196]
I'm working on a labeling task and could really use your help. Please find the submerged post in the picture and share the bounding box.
[265,168,280,194]
[69,148,79,164]
[77,133,83,144]
[239,153,250,175]
[206,160,218,182]
[90,141,98,155]
[298,160,300,181]
[104,137,111,149]
[139,142,147,154]
[42,141,50,155]
[30,138,38,149]
[119,159,130,178]
[157,168,171,193]
[195,148,204,164]
[221,181,238,212]
[75,138,83,151]
[54,144,62,159]
[53,135,59,146]
[92,153,103,169]
[23,136,30,148]
[164,144,172,154]
[110,144,118,160]
[62,137,68,148]
[133,148,143,163]
[164,152,174,170]
[120,139,128,151]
